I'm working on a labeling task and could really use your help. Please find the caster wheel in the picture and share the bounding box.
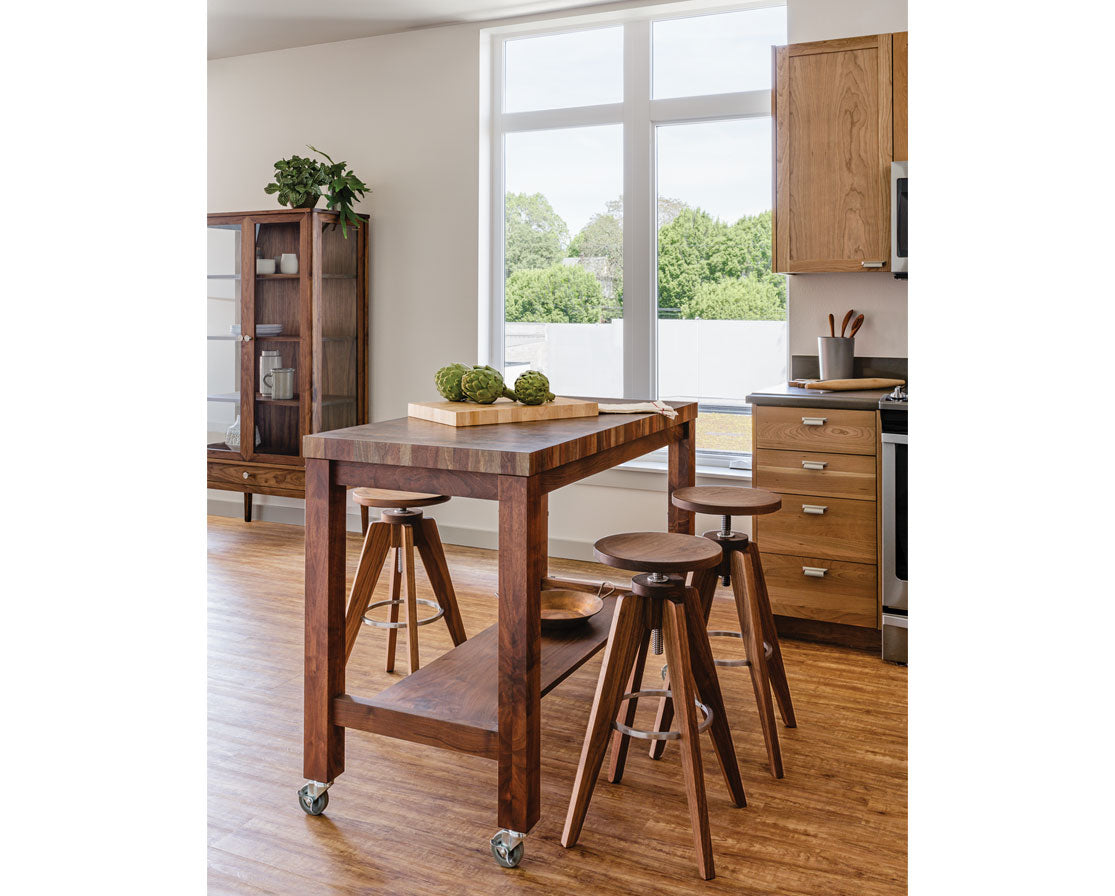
[298,785,329,816]
[490,839,524,868]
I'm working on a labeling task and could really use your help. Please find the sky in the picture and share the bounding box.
[503,5,787,236]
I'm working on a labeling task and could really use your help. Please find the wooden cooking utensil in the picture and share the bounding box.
[828,313,835,337]
[839,309,855,337]
[848,313,865,338]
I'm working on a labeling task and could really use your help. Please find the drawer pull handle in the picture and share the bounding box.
[802,416,827,426]
[242,472,250,480]
[803,566,828,578]
[802,504,828,515]
[802,461,828,471]
[861,261,885,268]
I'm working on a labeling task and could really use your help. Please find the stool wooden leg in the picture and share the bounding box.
[680,587,746,807]
[343,521,393,664]
[402,524,420,674]
[360,505,369,535]
[606,626,651,784]
[414,517,467,646]
[648,671,675,761]
[748,542,796,728]
[662,598,714,880]
[733,549,783,779]
[384,539,403,673]
[562,594,645,850]
[648,567,718,760]
[691,566,719,622]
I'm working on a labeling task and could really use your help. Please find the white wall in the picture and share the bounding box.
[785,0,909,359]
[207,0,908,555]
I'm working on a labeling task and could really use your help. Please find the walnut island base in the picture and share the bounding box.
[300,401,698,868]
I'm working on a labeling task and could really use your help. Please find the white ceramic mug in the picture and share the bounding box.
[265,367,296,400]
[279,253,298,275]
[256,258,276,275]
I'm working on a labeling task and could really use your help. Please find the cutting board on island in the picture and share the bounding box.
[408,396,599,427]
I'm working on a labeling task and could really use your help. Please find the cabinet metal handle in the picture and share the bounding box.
[861,261,885,268]
[802,461,827,471]
[802,416,827,426]
[244,335,253,342]
[802,504,828,515]
[803,566,828,578]
[242,472,249,480]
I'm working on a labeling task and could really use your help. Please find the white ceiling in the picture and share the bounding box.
[208,0,620,59]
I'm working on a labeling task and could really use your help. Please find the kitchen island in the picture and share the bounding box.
[300,401,697,866]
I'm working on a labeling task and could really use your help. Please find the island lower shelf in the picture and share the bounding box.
[333,594,618,759]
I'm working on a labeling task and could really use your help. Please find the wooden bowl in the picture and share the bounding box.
[540,589,604,630]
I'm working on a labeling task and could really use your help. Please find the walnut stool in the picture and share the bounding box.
[562,532,746,880]
[651,486,797,778]
[344,489,467,674]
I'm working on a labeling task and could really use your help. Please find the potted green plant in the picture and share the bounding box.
[264,145,369,237]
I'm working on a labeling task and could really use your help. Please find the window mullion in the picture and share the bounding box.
[622,20,654,400]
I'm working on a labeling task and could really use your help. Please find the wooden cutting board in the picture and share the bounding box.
[791,377,905,392]
[408,396,599,427]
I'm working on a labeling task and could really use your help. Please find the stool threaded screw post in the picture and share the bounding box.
[651,628,663,655]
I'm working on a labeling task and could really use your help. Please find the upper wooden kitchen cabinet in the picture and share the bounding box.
[772,32,908,273]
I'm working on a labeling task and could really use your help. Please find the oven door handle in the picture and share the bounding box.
[882,432,908,445]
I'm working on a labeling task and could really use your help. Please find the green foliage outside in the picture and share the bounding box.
[505,193,786,323]
[505,264,604,324]
[505,193,569,277]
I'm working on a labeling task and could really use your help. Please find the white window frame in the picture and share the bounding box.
[481,0,785,459]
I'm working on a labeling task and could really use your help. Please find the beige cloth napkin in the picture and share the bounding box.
[597,400,678,420]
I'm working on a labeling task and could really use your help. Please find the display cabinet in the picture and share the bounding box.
[206,208,368,520]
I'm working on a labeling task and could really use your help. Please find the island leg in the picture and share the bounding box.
[668,419,696,535]
[493,475,545,866]
[303,458,346,791]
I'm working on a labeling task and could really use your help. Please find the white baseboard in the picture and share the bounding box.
[206,491,597,562]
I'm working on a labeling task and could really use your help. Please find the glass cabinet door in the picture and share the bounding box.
[207,222,248,457]
[251,214,307,459]
[312,216,362,433]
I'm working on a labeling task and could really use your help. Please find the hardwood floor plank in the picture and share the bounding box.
[208,517,906,893]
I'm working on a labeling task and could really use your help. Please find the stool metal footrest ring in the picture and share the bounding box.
[362,597,445,629]
[707,631,775,668]
[611,689,713,741]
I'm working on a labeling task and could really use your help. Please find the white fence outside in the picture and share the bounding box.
[506,319,786,406]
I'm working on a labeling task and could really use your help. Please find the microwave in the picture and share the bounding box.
[891,161,908,274]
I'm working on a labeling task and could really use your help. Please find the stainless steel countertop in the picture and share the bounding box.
[746,382,894,411]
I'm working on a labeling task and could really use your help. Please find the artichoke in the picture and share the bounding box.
[460,366,516,404]
[513,370,556,406]
[434,362,471,402]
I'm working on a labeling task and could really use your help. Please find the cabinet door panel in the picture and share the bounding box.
[774,34,892,272]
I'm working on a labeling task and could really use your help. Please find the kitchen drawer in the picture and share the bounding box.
[754,406,876,455]
[208,462,305,495]
[758,493,876,563]
[760,552,877,628]
[754,448,875,500]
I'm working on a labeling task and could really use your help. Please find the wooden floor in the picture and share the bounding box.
[208,517,907,894]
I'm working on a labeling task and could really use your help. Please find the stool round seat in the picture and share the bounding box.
[593,532,722,574]
[671,486,781,516]
[352,488,449,509]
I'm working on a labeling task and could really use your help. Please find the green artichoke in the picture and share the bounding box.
[460,366,516,404]
[513,370,556,406]
[434,362,471,402]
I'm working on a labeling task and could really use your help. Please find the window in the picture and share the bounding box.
[487,3,787,464]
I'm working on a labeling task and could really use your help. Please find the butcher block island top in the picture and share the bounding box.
[303,400,695,477]
[407,395,599,427]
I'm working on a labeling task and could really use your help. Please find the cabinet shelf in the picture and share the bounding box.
[207,391,356,407]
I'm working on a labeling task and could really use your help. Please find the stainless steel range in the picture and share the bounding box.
[880,386,907,663]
